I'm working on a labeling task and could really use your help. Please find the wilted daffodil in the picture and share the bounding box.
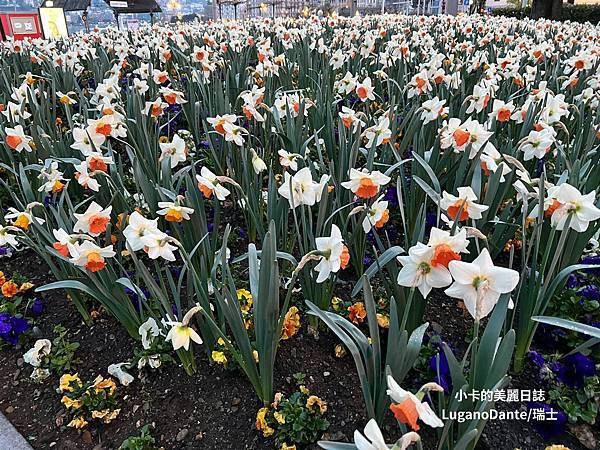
[23,339,51,367]
[139,317,161,350]
[108,363,134,386]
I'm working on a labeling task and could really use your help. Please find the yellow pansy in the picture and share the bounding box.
[67,416,88,429]
[212,351,228,365]
[61,396,82,409]
[59,373,81,392]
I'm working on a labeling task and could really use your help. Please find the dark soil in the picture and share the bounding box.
[0,250,592,450]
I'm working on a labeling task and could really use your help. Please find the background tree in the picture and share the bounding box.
[531,0,562,19]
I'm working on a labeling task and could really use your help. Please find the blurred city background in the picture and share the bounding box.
[0,0,596,35]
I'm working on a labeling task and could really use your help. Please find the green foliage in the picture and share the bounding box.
[202,221,298,404]
[292,372,306,385]
[49,325,80,373]
[59,374,120,429]
[435,294,515,450]
[119,425,160,450]
[261,388,330,447]
[546,287,600,349]
[307,276,427,422]
[549,375,600,424]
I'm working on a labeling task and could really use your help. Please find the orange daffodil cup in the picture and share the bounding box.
[386,375,444,432]
[312,225,350,283]
[440,187,488,222]
[341,168,391,200]
[396,228,469,298]
[69,241,116,273]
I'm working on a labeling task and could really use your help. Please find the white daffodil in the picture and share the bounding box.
[445,248,519,320]
[140,230,178,261]
[159,87,187,105]
[337,71,357,95]
[363,116,391,148]
[426,227,470,268]
[132,77,149,95]
[278,167,323,209]
[440,118,470,152]
[362,197,389,233]
[420,97,447,124]
[222,122,247,147]
[57,91,77,105]
[123,212,160,251]
[207,114,237,134]
[37,161,66,193]
[479,143,512,182]
[489,99,515,123]
[278,149,301,172]
[353,419,389,450]
[196,167,231,201]
[5,205,45,230]
[341,168,391,200]
[159,134,187,168]
[356,76,375,102]
[520,128,554,161]
[397,242,452,298]
[71,127,105,155]
[339,106,365,132]
[547,183,600,232]
[69,241,116,273]
[464,119,493,159]
[4,125,33,153]
[0,225,19,248]
[142,99,168,117]
[314,224,349,283]
[165,305,203,351]
[74,161,101,192]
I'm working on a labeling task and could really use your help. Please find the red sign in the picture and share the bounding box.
[0,12,43,40]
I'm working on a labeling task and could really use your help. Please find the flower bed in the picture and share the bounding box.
[0,12,599,450]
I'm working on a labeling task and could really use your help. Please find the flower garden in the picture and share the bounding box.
[0,12,599,450]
